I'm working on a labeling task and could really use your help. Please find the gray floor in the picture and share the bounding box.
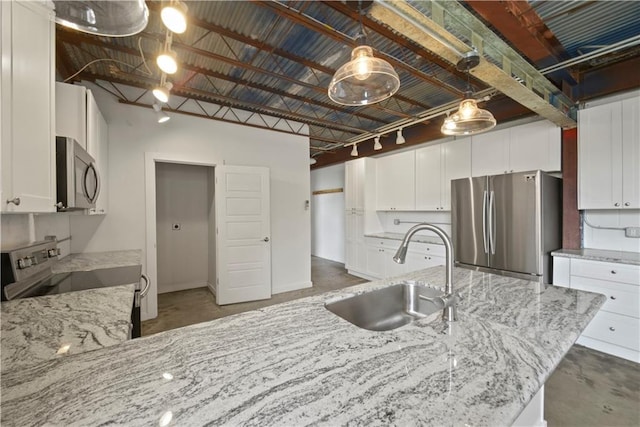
[143,256,639,426]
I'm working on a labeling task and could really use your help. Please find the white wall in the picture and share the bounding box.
[583,210,640,252]
[155,163,211,294]
[379,211,452,238]
[69,82,311,316]
[310,163,345,263]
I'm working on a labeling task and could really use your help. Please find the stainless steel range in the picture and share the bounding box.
[1,240,146,338]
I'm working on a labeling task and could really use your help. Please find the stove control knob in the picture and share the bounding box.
[48,249,58,258]
[17,257,32,269]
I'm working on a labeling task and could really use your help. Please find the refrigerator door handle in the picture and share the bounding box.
[489,190,496,254]
[482,190,489,254]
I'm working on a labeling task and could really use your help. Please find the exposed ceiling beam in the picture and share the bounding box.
[369,0,577,128]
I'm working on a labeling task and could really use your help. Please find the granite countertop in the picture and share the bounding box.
[0,266,604,426]
[552,248,640,266]
[365,232,445,245]
[52,249,143,273]
[1,284,135,373]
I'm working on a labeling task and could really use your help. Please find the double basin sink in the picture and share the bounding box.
[325,281,445,331]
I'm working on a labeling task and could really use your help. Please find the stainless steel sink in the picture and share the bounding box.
[325,281,444,331]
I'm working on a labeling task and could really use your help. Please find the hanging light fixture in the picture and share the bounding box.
[53,0,149,37]
[153,81,173,103]
[441,50,496,136]
[396,128,405,144]
[328,2,399,106]
[161,0,188,34]
[152,103,170,123]
[350,144,359,157]
[373,135,382,150]
[157,49,178,74]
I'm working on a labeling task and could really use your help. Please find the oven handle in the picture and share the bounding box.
[135,274,150,308]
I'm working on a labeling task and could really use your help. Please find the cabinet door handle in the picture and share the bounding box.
[610,270,617,275]
[6,197,20,206]
[624,202,630,206]
[614,202,620,207]
[609,327,615,332]
[610,295,616,300]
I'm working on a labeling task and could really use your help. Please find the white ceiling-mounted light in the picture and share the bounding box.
[157,49,178,74]
[161,1,188,34]
[153,81,173,103]
[350,144,359,157]
[373,135,382,150]
[441,50,496,136]
[327,4,399,106]
[396,128,405,144]
[152,103,170,123]
[53,0,149,37]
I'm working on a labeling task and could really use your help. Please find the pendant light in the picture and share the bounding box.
[373,135,382,150]
[441,51,496,136]
[396,128,405,144]
[153,81,173,103]
[328,2,399,106]
[153,103,170,123]
[350,144,359,157]
[161,0,188,34]
[53,0,148,37]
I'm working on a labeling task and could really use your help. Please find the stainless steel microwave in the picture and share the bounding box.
[56,136,101,211]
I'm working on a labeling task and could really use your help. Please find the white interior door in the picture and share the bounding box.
[215,165,271,305]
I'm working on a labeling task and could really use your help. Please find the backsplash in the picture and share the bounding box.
[0,214,72,257]
[378,210,452,238]
[582,209,640,253]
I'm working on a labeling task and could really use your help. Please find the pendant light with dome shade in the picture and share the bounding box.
[53,0,149,37]
[328,2,400,106]
[441,50,496,136]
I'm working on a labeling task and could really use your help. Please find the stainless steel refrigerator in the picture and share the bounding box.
[451,170,561,283]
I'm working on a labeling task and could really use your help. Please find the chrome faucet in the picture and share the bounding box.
[393,223,457,321]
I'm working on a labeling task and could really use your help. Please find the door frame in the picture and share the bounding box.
[143,152,218,320]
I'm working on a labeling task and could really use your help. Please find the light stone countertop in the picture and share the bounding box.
[52,250,143,273]
[552,248,640,266]
[0,266,605,426]
[366,232,445,245]
[1,284,135,373]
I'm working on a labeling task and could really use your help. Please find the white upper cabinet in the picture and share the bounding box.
[86,90,109,215]
[345,158,365,210]
[1,0,56,213]
[376,150,415,210]
[56,82,87,149]
[415,138,471,211]
[471,121,561,177]
[578,95,640,209]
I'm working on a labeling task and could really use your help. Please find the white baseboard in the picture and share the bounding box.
[577,336,640,363]
[207,282,216,296]
[272,280,312,295]
[347,269,377,281]
[158,281,208,294]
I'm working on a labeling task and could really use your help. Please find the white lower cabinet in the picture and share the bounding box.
[553,256,639,363]
[345,209,366,275]
[365,238,445,279]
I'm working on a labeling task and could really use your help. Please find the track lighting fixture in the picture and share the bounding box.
[396,128,405,144]
[153,81,173,103]
[309,157,317,165]
[350,144,358,157]
[156,49,178,74]
[441,50,496,136]
[161,0,188,34]
[152,103,170,123]
[373,136,382,150]
[328,2,399,106]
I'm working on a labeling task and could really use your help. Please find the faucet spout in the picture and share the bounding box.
[393,223,457,321]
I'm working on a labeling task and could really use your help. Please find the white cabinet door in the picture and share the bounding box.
[1,1,55,213]
[345,211,357,271]
[471,128,509,176]
[87,91,108,215]
[442,137,471,210]
[345,158,365,210]
[56,82,87,149]
[365,245,386,278]
[415,144,442,211]
[509,121,561,173]
[376,150,415,210]
[621,96,640,208]
[578,102,622,209]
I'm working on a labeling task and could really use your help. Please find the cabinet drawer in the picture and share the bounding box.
[571,276,639,318]
[571,259,640,286]
[364,237,398,248]
[581,311,640,351]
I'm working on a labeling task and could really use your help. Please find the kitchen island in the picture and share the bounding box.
[0,266,604,426]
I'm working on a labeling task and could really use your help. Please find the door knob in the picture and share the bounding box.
[6,197,20,206]
[263,237,270,242]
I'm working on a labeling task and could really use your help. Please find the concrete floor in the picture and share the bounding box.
[143,256,639,426]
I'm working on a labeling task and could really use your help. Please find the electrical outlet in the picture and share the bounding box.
[625,227,640,238]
